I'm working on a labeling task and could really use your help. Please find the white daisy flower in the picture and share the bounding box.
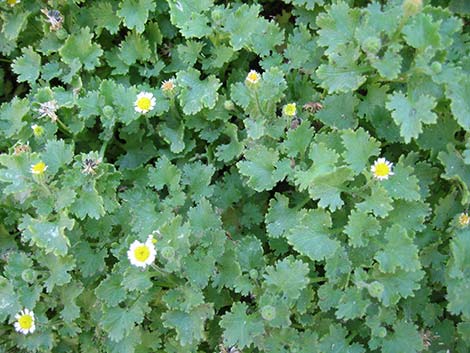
[7,0,21,6]
[127,235,156,268]
[30,161,48,175]
[134,92,156,114]
[245,70,261,85]
[371,158,394,180]
[459,212,470,227]
[14,308,35,335]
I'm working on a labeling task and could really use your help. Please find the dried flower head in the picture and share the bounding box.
[37,100,59,122]
[41,9,63,31]
[13,143,31,155]
[303,102,323,113]
[161,79,175,93]
[82,158,100,175]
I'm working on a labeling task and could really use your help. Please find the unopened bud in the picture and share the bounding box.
[261,305,276,321]
[224,100,235,111]
[367,281,384,299]
[403,0,422,17]
[249,269,258,279]
[103,105,114,118]
[161,246,175,260]
[431,62,442,74]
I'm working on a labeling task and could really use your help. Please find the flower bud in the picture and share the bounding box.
[55,28,68,40]
[21,269,37,283]
[103,105,114,118]
[403,0,422,17]
[367,281,384,298]
[431,62,442,74]
[249,269,258,279]
[362,37,381,55]
[224,100,235,111]
[377,327,387,338]
[261,305,276,321]
[161,246,175,260]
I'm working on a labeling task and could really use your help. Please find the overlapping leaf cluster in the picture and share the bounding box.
[1,0,470,352]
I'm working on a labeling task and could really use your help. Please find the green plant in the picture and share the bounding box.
[1,0,470,352]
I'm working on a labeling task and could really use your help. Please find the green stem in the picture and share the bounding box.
[170,97,183,121]
[99,140,109,160]
[343,271,351,290]
[37,178,52,196]
[310,276,326,283]
[253,90,265,118]
[150,263,170,274]
[56,118,72,136]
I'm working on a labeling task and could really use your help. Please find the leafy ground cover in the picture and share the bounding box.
[1,0,470,352]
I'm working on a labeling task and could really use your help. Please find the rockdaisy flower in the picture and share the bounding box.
[134,92,156,114]
[31,161,48,175]
[14,309,35,335]
[371,158,394,180]
[6,0,20,6]
[283,103,297,116]
[127,235,156,268]
[459,212,470,227]
[31,124,44,137]
[245,70,261,85]
[161,79,175,93]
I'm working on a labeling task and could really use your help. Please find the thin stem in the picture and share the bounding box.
[310,276,326,283]
[343,271,351,290]
[99,140,109,160]
[170,97,183,121]
[253,90,266,118]
[37,178,52,196]
[56,118,72,136]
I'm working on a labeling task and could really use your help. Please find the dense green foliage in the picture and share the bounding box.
[1,0,470,352]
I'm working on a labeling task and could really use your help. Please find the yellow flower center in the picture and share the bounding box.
[7,0,19,5]
[459,213,470,226]
[134,245,150,262]
[284,103,296,116]
[18,314,33,330]
[136,97,152,111]
[31,161,47,175]
[247,72,259,82]
[374,163,390,177]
